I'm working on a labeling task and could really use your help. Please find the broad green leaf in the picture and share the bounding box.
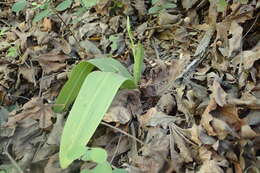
[53,58,135,112]
[53,62,94,112]
[59,71,135,168]
[33,9,53,22]
[162,3,177,9]
[12,0,27,13]
[81,0,99,8]
[148,6,162,14]
[81,147,108,163]
[217,0,228,12]
[56,0,73,11]
[88,58,133,79]
[133,42,144,85]
[113,169,128,173]
[151,0,160,4]
[90,162,112,173]
[81,162,112,173]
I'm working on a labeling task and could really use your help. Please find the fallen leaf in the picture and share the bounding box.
[103,89,142,124]
[228,21,243,58]
[37,54,68,74]
[4,97,54,129]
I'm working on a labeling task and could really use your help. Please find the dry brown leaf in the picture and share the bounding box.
[241,125,257,139]
[232,45,260,70]
[42,17,52,32]
[155,93,176,114]
[219,105,244,130]
[200,97,217,136]
[157,12,180,26]
[138,108,178,129]
[170,125,193,163]
[4,97,54,129]
[197,160,224,173]
[19,65,38,85]
[103,89,142,124]
[169,51,191,82]
[211,118,238,139]
[37,54,68,74]
[212,78,227,107]
[228,21,243,58]
[188,124,216,145]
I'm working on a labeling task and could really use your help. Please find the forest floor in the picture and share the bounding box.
[0,0,259,173]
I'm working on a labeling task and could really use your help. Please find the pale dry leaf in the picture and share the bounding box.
[157,12,180,26]
[211,118,239,139]
[219,105,243,130]
[170,125,193,162]
[169,51,191,82]
[42,17,52,32]
[228,21,243,58]
[232,45,260,70]
[156,93,176,114]
[200,97,217,136]
[37,54,68,74]
[138,108,178,129]
[4,97,54,129]
[19,65,37,85]
[197,160,224,173]
[241,125,257,139]
[212,78,227,107]
[103,89,142,124]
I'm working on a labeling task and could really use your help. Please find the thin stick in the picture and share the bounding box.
[110,134,122,164]
[100,122,144,145]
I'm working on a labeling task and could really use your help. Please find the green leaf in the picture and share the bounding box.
[56,0,73,11]
[33,9,53,22]
[133,42,144,85]
[113,168,128,173]
[217,0,228,12]
[151,0,160,4]
[81,0,99,8]
[162,3,177,9]
[59,71,136,168]
[81,162,112,173]
[91,162,112,173]
[12,0,27,13]
[109,35,119,52]
[148,5,162,14]
[126,16,134,46]
[53,62,94,112]
[88,58,133,80]
[53,58,135,113]
[81,148,108,163]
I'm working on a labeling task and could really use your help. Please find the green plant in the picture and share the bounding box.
[7,46,19,58]
[12,0,99,22]
[148,0,176,14]
[0,29,7,38]
[54,18,144,171]
[211,0,248,12]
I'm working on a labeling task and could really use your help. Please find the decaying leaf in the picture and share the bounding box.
[4,97,54,129]
[37,54,69,74]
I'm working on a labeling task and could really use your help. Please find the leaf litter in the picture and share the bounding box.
[0,0,259,172]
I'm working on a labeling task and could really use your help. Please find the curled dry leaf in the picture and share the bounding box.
[138,108,178,129]
[103,89,142,124]
[212,78,227,107]
[4,97,54,129]
[200,97,217,136]
[37,54,69,74]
